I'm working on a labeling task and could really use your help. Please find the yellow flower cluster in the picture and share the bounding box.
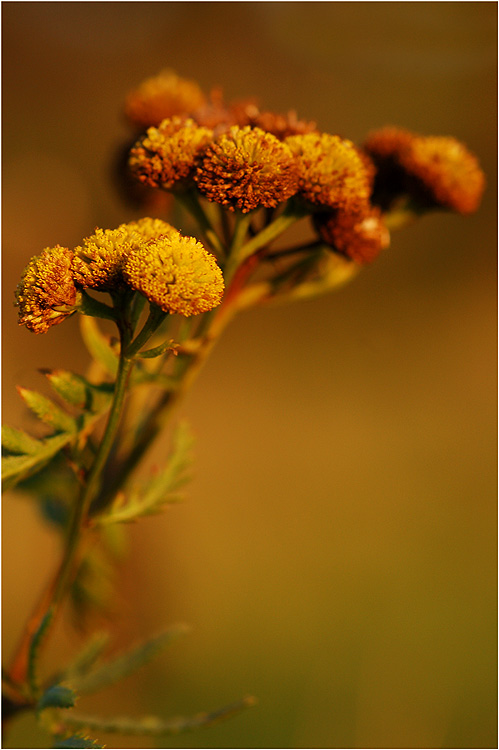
[16,218,224,333]
[129,118,213,191]
[124,72,485,270]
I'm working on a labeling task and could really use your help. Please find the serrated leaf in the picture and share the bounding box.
[62,696,256,736]
[38,684,76,711]
[95,422,193,526]
[43,370,94,409]
[58,633,111,685]
[68,624,190,696]
[53,735,103,749]
[2,385,114,491]
[2,433,72,491]
[80,316,119,378]
[17,387,78,434]
[1,425,42,455]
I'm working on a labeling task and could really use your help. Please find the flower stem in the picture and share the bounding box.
[176,190,226,258]
[223,202,307,284]
[8,323,135,687]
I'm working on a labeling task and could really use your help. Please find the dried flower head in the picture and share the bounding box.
[249,109,318,140]
[286,133,371,211]
[363,126,415,161]
[398,136,486,214]
[16,246,77,333]
[364,127,485,214]
[315,205,390,264]
[195,125,299,213]
[73,219,176,290]
[129,117,214,191]
[124,234,224,316]
[125,69,206,129]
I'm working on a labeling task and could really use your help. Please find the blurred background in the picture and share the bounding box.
[2,3,497,748]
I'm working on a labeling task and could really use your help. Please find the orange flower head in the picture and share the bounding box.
[129,117,214,191]
[125,69,206,129]
[363,126,416,161]
[195,125,299,213]
[124,234,225,316]
[399,135,485,214]
[16,246,77,333]
[250,109,318,140]
[286,133,371,211]
[315,205,390,265]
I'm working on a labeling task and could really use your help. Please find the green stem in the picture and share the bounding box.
[52,337,134,605]
[176,190,226,258]
[229,212,252,256]
[127,305,167,358]
[224,203,307,284]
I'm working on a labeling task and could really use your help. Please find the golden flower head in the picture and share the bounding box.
[124,234,224,316]
[194,125,299,213]
[398,135,485,214]
[129,117,213,191]
[73,218,176,291]
[314,205,390,265]
[285,133,371,211]
[124,69,206,130]
[15,245,77,333]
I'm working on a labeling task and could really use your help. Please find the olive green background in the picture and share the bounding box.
[2,3,497,748]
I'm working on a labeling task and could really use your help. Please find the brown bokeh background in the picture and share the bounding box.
[2,3,497,748]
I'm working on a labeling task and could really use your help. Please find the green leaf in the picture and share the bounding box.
[53,735,103,749]
[43,370,95,410]
[95,421,194,526]
[17,387,78,434]
[1,425,42,455]
[2,379,114,491]
[137,339,179,359]
[38,684,76,711]
[58,633,111,685]
[2,433,71,490]
[62,696,256,736]
[80,316,119,379]
[68,624,190,696]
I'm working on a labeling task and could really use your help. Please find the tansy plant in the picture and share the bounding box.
[3,69,485,749]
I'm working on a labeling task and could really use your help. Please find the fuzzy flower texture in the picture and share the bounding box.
[16,218,224,333]
[126,70,485,264]
[16,71,485,333]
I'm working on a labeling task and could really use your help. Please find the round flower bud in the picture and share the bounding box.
[73,219,177,291]
[129,117,214,191]
[124,234,225,316]
[286,133,371,212]
[125,69,206,129]
[314,205,390,264]
[16,246,77,333]
[195,125,299,213]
